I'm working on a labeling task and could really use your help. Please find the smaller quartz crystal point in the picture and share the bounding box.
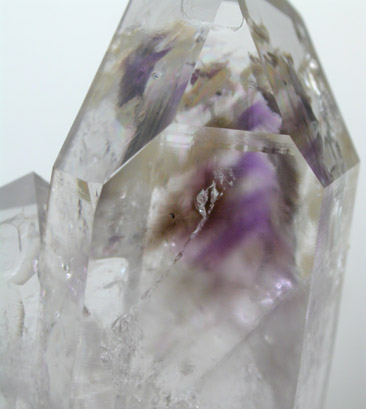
[2,1,356,409]
[0,173,49,408]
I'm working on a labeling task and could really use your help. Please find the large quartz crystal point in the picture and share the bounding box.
[0,173,49,408]
[37,1,223,408]
[38,0,359,408]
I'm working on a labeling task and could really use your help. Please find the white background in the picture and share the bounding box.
[0,1,365,408]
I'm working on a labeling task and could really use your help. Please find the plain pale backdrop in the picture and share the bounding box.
[1,1,365,408]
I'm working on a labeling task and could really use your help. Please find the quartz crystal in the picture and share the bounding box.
[0,1,359,409]
[0,173,49,407]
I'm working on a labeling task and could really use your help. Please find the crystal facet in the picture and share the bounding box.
[0,1,359,409]
[0,173,49,407]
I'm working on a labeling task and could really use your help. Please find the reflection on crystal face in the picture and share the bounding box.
[21,0,360,408]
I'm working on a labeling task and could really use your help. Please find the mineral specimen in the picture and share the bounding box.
[0,1,359,409]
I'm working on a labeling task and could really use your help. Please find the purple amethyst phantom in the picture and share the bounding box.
[236,100,281,132]
[0,1,359,409]
[118,35,171,107]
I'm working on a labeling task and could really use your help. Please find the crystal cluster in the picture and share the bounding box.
[0,1,359,409]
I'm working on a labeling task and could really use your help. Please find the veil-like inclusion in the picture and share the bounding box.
[9,1,357,409]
